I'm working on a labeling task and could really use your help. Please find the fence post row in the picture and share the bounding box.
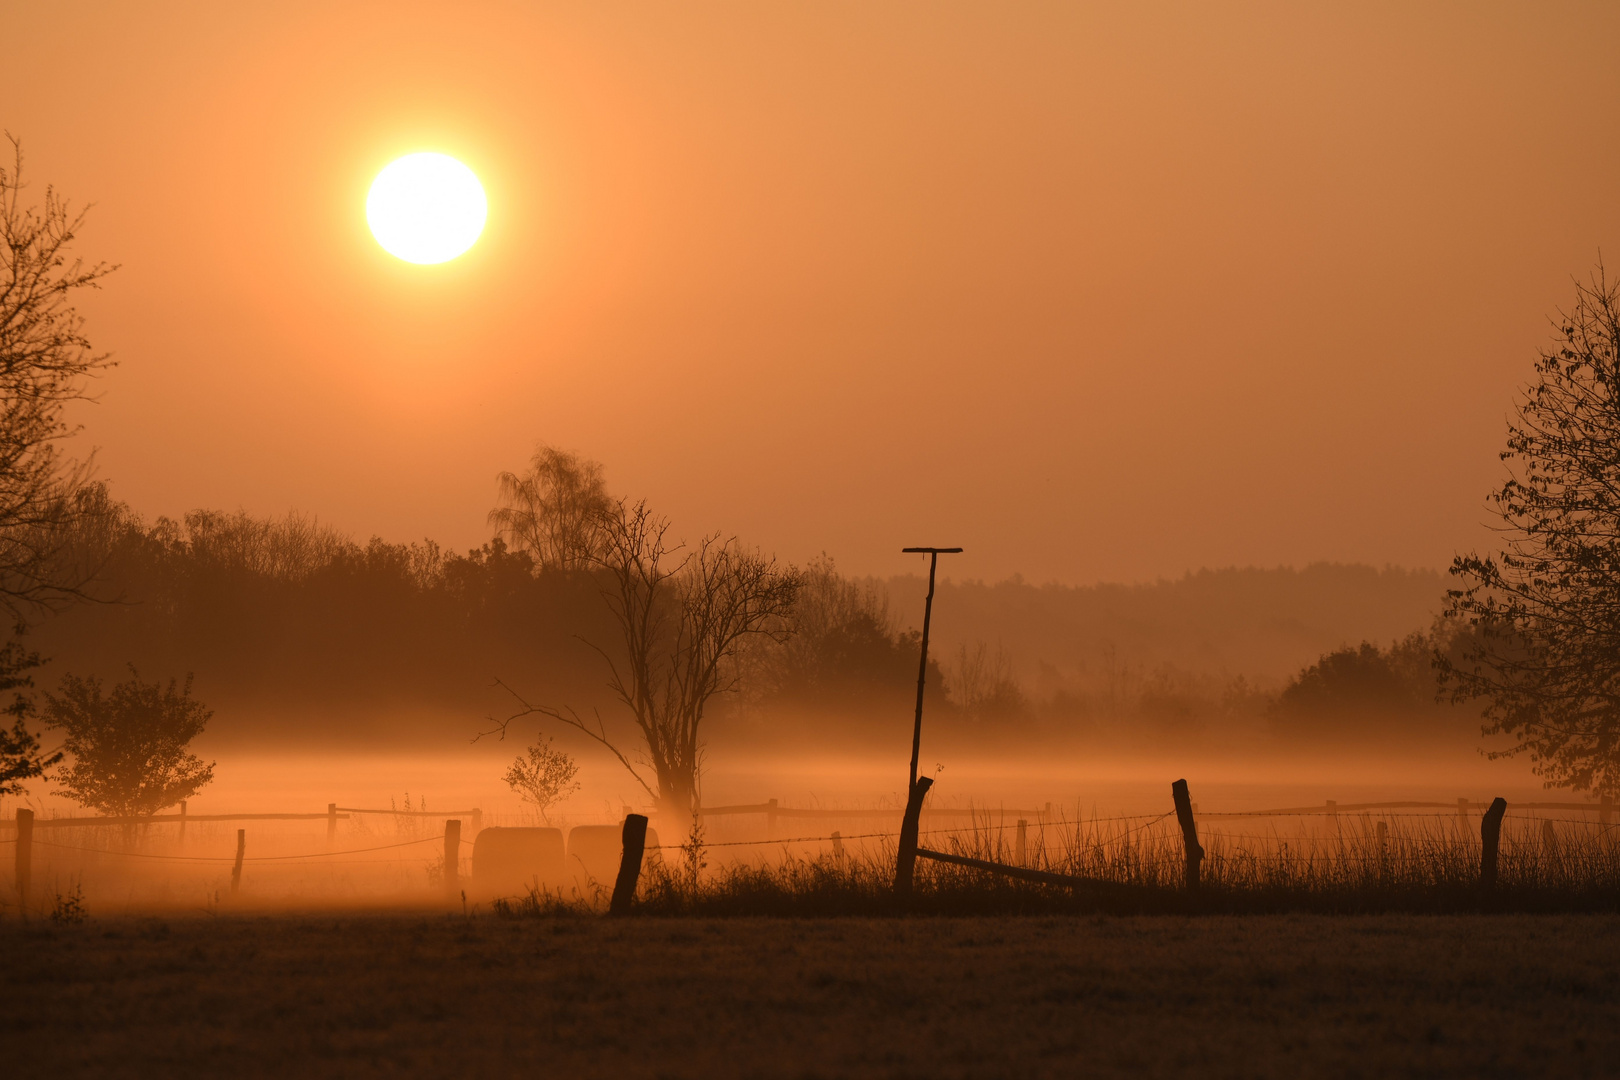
[15,808,32,915]
[1172,779,1203,890]
[1480,797,1507,889]
[444,819,461,900]
[230,829,245,895]
[610,813,649,916]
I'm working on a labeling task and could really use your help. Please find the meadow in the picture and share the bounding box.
[6,911,1616,1079]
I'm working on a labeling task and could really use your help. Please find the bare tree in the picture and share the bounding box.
[1441,264,1620,795]
[0,135,116,618]
[488,445,612,572]
[500,498,800,817]
[946,641,1027,722]
[0,136,117,794]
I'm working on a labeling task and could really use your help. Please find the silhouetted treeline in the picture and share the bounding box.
[28,490,622,741]
[20,489,1475,752]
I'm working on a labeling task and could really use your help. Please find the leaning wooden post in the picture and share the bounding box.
[894,545,960,899]
[326,802,337,845]
[609,814,649,915]
[1172,779,1203,890]
[15,808,33,915]
[230,829,245,895]
[1015,819,1028,866]
[1480,797,1507,889]
[444,819,461,899]
[894,776,934,898]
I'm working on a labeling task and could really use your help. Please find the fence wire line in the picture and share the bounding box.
[31,835,441,863]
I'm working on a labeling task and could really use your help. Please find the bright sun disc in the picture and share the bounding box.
[366,153,487,264]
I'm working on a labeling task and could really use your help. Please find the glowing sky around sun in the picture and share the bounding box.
[4,2,1620,584]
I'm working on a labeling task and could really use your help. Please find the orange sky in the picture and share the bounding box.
[5,2,1619,584]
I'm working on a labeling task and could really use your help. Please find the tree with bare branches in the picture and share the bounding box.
[0,136,117,792]
[1441,265,1620,795]
[499,496,800,818]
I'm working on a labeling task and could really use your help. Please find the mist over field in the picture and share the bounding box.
[7,5,1620,1076]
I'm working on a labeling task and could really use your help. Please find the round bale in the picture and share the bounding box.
[470,826,565,897]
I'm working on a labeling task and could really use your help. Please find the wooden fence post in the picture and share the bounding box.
[327,803,337,844]
[444,819,461,899]
[831,830,844,869]
[766,799,778,840]
[230,829,245,895]
[1542,819,1557,858]
[610,814,648,915]
[178,800,188,845]
[1480,797,1507,889]
[15,808,32,914]
[1015,819,1027,866]
[893,776,935,898]
[1602,795,1613,827]
[1172,779,1203,890]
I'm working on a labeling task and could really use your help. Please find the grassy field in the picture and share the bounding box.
[5,911,1617,1079]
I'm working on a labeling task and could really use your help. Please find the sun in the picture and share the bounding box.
[366,153,487,264]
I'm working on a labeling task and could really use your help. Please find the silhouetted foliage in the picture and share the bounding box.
[0,627,53,795]
[1271,633,1445,737]
[1442,266,1620,794]
[46,666,214,816]
[502,735,580,825]
[761,556,924,710]
[488,444,612,573]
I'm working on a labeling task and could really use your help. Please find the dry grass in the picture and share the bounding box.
[496,813,1620,916]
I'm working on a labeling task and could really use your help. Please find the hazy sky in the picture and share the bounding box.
[6,2,1618,584]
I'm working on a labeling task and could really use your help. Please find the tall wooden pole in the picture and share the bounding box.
[895,546,961,898]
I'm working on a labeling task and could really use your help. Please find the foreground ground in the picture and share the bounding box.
[4,912,1616,1078]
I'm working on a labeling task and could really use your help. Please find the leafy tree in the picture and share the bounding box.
[0,629,54,795]
[1442,266,1620,793]
[502,735,580,824]
[488,445,612,573]
[45,668,214,816]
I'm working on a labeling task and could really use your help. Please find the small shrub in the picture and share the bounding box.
[50,884,86,924]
